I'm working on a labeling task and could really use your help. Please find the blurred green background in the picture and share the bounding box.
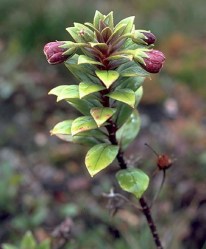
[0,0,206,249]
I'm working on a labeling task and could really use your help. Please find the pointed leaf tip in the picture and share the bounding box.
[95,70,119,88]
[90,107,116,127]
[79,82,105,99]
[107,89,136,108]
[71,116,97,136]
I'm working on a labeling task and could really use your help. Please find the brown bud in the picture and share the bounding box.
[157,155,172,170]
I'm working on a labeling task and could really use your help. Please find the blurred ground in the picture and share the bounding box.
[0,0,206,249]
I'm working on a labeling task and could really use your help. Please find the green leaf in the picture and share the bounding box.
[107,23,127,43]
[107,54,133,61]
[78,55,103,66]
[95,70,119,88]
[20,231,36,249]
[85,143,119,177]
[90,107,116,127]
[89,42,108,50]
[84,22,98,32]
[49,85,79,102]
[73,130,107,146]
[37,240,51,249]
[114,16,135,36]
[79,82,105,99]
[107,89,136,108]
[117,75,144,92]
[73,23,94,41]
[104,11,114,30]
[71,116,97,135]
[48,85,67,97]
[67,98,101,115]
[66,27,86,43]
[93,10,105,29]
[116,168,149,199]
[116,110,141,150]
[118,60,149,77]
[65,55,99,84]
[53,129,107,146]
[135,86,143,106]
[3,245,17,249]
[115,103,133,128]
[50,120,73,135]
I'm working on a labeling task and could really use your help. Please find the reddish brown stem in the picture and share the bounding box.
[100,52,164,249]
[139,197,163,249]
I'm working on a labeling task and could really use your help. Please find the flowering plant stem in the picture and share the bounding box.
[105,110,163,249]
[99,76,163,249]
[44,11,166,248]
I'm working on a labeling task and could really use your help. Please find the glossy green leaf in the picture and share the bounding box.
[79,82,105,99]
[107,89,136,107]
[73,23,94,41]
[107,23,127,43]
[37,240,51,249]
[107,54,133,61]
[85,143,119,177]
[93,10,105,29]
[118,60,149,77]
[89,42,108,50]
[104,11,114,30]
[2,245,17,249]
[135,86,143,106]
[84,22,98,32]
[68,98,102,116]
[48,85,67,97]
[117,75,144,92]
[66,27,86,43]
[90,107,116,127]
[71,116,97,135]
[116,168,149,199]
[49,85,79,102]
[116,110,141,150]
[67,99,92,115]
[65,55,99,84]
[50,120,73,135]
[20,231,36,249]
[114,16,135,36]
[73,130,108,146]
[53,129,107,146]
[95,70,119,88]
[78,55,103,66]
[115,103,133,128]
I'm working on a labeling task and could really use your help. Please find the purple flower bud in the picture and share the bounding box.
[140,50,165,73]
[43,41,69,64]
[141,31,156,45]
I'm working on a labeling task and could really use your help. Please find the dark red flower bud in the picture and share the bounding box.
[141,50,165,73]
[43,41,69,64]
[141,31,156,45]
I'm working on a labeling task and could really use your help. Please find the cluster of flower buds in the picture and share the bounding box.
[43,12,165,73]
